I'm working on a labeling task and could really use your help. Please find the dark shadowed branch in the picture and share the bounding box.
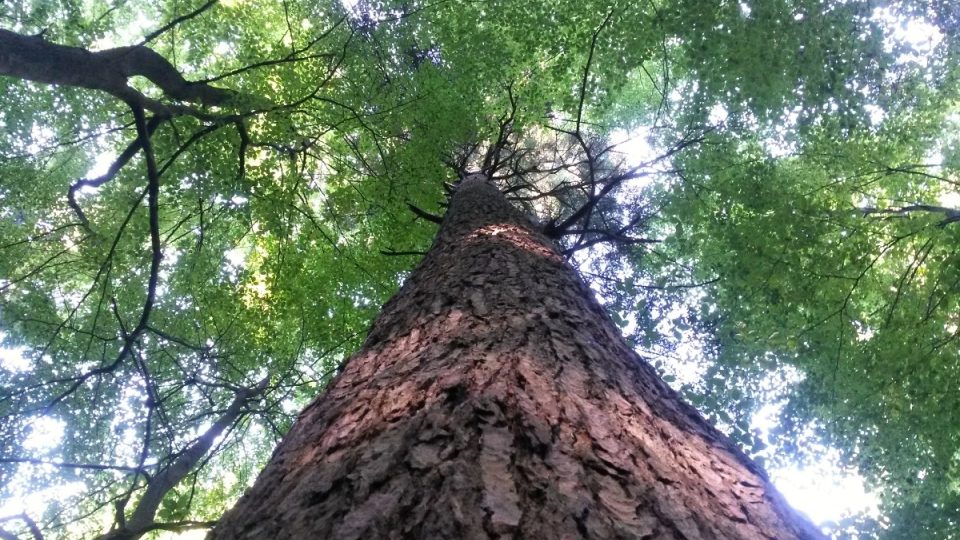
[859,204,960,227]
[140,0,219,46]
[42,102,164,411]
[406,202,444,223]
[100,377,270,540]
[0,458,145,473]
[0,29,237,117]
[0,514,43,540]
[67,116,163,226]
[381,248,429,257]
[575,10,615,134]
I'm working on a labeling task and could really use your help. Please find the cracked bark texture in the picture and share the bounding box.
[211,175,823,539]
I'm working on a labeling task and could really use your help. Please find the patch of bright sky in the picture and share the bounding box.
[872,7,944,68]
[90,12,154,51]
[0,333,30,372]
[26,123,55,155]
[609,127,658,169]
[763,431,881,524]
[608,126,880,531]
[22,416,66,452]
[934,113,960,208]
[0,412,86,523]
[0,480,87,524]
[942,191,960,208]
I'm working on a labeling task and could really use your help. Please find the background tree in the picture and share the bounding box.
[0,0,957,538]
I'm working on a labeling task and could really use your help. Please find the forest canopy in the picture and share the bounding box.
[0,0,958,538]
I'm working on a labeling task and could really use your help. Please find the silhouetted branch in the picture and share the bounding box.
[0,29,237,117]
[0,458,144,473]
[575,10,615,134]
[380,248,428,257]
[480,83,519,176]
[0,514,42,540]
[406,202,443,223]
[859,204,960,227]
[202,16,347,83]
[140,0,219,46]
[543,130,705,239]
[67,116,163,226]
[101,377,269,540]
[136,520,218,534]
[44,103,164,411]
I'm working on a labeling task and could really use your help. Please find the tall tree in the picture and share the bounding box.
[210,173,822,538]
[0,0,957,538]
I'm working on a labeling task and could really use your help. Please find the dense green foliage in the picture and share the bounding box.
[0,0,957,538]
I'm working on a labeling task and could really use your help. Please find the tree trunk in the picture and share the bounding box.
[211,175,822,539]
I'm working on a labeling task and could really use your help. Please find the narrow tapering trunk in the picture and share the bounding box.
[211,175,821,539]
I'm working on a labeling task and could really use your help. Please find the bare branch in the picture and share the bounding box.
[102,378,270,540]
[575,10,615,134]
[140,0,219,46]
[135,520,218,535]
[480,83,520,176]
[0,458,144,473]
[67,116,163,226]
[43,102,163,411]
[380,248,428,257]
[0,29,237,116]
[202,16,347,83]
[859,204,960,227]
[406,202,443,224]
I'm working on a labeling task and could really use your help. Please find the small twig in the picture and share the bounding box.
[380,248,428,257]
[140,0,219,46]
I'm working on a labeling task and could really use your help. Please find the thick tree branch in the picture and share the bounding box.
[562,233,659,256]
[0,29,236,115]
[43,103,163,411]
[102,377,269,540]
[0,515,42,540]
[406,202,443,223]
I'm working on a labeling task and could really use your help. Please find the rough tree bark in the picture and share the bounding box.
[211,175,822,539]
